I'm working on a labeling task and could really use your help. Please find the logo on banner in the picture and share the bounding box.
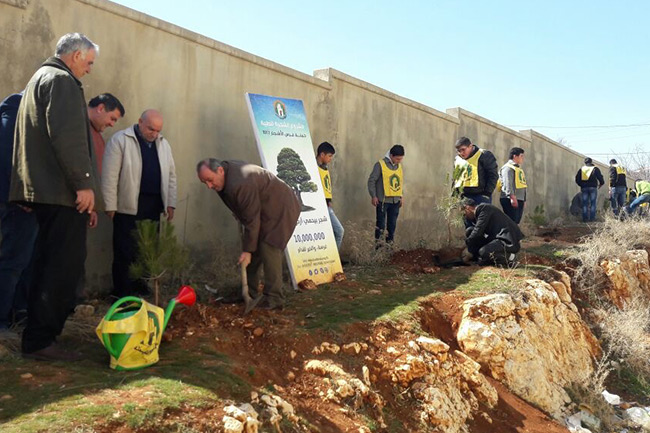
[389,174,401,192]
[274,100,287,119]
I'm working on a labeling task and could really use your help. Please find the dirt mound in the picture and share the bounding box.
[390,248,441,273]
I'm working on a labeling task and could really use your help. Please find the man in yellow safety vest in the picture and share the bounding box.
[608,158,627,216]
[499,147,527,224]
[624,180,650,216]
[316,141,344,251]
[368,144,404,245]
[574,157,604,222]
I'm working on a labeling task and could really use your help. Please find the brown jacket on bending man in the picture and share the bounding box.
[197,159,300,310]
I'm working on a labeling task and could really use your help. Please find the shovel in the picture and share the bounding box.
[241,261,262,315]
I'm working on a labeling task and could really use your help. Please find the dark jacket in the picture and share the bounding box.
[0,93,22,203]
[462,146,499,197]
[217,160,301,252]
[608,165,627,188]
[466,203,523,250]
[574,165,604,188]
[10,57,102,209]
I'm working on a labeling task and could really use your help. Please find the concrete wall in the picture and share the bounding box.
[0,0,609,290]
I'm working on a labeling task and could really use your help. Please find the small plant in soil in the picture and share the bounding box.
[130,220,188,305]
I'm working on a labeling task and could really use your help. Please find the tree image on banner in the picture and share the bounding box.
[277,147,318,211]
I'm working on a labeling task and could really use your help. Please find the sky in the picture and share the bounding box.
[111,0,649,167]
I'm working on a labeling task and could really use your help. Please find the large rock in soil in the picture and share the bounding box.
[601,249,650,308]
[457,278,600,418]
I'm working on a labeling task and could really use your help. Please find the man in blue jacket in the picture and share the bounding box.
[0,92,38,337]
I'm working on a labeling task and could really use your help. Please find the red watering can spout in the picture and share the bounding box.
[175,285,196,306]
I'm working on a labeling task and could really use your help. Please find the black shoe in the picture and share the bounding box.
[23,343,83,362]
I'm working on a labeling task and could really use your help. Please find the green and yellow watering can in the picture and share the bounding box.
[96,286,196,370]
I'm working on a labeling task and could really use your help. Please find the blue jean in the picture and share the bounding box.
[610,186,627,215]
[0,203,38,329]
[328,206,344,251]
[581,187,598,222]
[628,194,650,214]
[375,201,400,243]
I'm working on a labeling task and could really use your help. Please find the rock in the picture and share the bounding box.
[362,365,370,385]
[74,304,95,317]
[342,342,362,354]
[286,371,295,381]
[238,403,258,420]
[457,279,600,418]
[415,336,449,355]
[367,289,382,295]
[260,394,277,407]
[304,359,347,377]
[290,350,297,359]
[333,272,346,282]
[1,395,12,400]
[336,380,355,398]
[252,327,263,337]
[223,415,244,433]
[20,373,33,379]
[601,250,650,308]
[298,279,317,291]
[244,417,259,433]
[422,266,440,274]
[224,405,247,422]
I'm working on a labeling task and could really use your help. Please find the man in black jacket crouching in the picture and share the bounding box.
[461,198,523,266]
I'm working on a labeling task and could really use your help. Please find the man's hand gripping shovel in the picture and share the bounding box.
[240,224,262,315]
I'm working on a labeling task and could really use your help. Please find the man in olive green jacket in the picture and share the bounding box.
[10,33,102,361]
[197,158,301,310]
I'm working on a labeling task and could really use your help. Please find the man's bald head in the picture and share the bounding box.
[138,109,163,142]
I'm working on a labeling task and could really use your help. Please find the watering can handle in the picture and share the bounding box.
[102,296,143,359]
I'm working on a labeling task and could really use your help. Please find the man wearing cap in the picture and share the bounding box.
[608,159,627,216]
[574,157,604,222]
[461,198,523,266]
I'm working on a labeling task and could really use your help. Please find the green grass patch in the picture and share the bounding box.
[0,336,248,432]
[290,266,475,331]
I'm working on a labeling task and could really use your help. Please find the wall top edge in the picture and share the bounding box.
[522,129,607,167]
[76,0,332,90]
[315,68,460,125]
[448,107,532,142]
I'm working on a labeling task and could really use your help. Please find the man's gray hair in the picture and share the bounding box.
[54,33,99,57]
[196,158,223,173]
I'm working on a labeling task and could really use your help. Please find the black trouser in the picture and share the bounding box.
[467,234,519,266]
[22,204,87,353]
[375,201,400,243]
[500,198,525,224]
[111,194,162,297]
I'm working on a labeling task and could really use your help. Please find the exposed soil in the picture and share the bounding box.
[6,227,612,433]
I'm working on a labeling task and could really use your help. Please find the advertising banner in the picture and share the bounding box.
[245,93,343,287]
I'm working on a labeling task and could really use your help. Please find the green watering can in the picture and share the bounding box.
[96,285,196,370]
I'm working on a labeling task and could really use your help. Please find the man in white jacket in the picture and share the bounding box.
[102,109,177,298]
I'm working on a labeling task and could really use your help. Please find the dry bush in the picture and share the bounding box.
[568,215,650,294]
[600,296,650,379]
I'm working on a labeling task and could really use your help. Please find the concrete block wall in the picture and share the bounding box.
[0,0,610,290]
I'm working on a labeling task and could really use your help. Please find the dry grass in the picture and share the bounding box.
[600,296,650,379]
[568,215,650,295]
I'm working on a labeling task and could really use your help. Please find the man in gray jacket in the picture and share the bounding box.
[368,144,405,245]
[499,147,527,224]
[102,109,177,298]
[10,33,101,361]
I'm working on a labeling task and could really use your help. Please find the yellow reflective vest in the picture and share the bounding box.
[581,165,596,181]
[379,159,403,197]
[506,163,527,189]
[318,166,332,199]
[637,180,650,196]
[454,149,483,188]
